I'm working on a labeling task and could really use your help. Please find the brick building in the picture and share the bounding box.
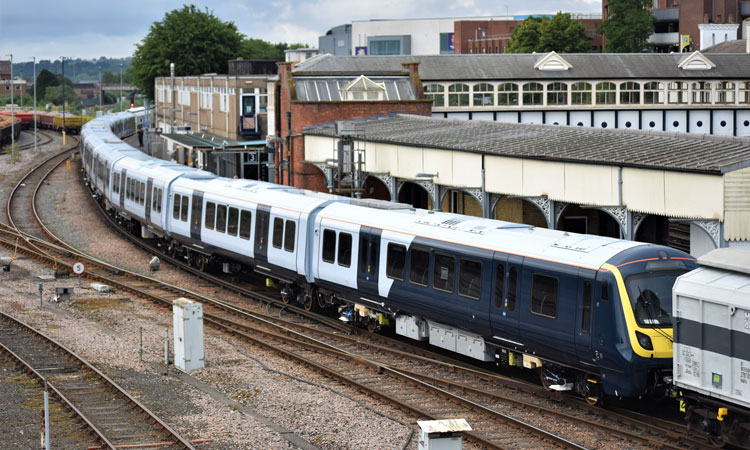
[277,61,433,192]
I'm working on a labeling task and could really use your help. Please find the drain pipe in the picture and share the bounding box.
[618,166,623,205]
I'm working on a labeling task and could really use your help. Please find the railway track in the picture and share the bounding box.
[17,129,55,151]
[0,312,195,450]
[0,144,719,449]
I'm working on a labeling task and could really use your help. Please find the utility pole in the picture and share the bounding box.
[7,54,13,153]
[32,56,37,153]
[120,63,123,112]
[98,66,102,110]
[170,62,175,132]
[61,56,67,145]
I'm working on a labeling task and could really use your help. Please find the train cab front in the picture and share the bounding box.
[597,246,697,399]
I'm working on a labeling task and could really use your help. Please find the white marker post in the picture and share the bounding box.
[72,262,85,288]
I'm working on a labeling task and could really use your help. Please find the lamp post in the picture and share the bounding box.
[119,63,123,112]
[32,56,37,153]
[98,66,102,110]
[7,54,13,154]
[61,56,66,145]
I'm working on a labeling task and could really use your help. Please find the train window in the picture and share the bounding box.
[216,205,227,233]
[338,233,352,267]
[459,259,482,300]
[204,203,215,229]
[239,210,251,240]
[359,237,368,274]
[433,253,455,293]
[409,248,430,287]
[227,207,239,236]
[152,188,158,210]
[173,194,181,219]
[531,274,558,319]
[181,196,189,222]
[507,267,518,312]
[140,183,145,205]
[322,229,336,263]
[284,221,295,252]
[272,218,284,248]
[255,213,267,247]
[386,243,406,280]
[494,264,505,309]
[582,281,592,333]
[157,189,162,213]
[601,280,609,301]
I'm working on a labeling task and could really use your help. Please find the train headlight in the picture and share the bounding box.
[635,330,653,351]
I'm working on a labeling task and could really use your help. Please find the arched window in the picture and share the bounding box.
[668,81,687,104]
[595,82,616,105]
[497,83,518,106]
[424,84,445,107]
[522,82,543,106]
[546,82,567,106]
[643,82,664,104]
[448,83,470,107]
[691,81,711,104]
[473,83,494,106]
[571,82,592,105]
[715,81,735,104]
[619,82,640,104]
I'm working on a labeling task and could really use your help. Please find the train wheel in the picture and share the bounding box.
[303,294,315,312]
[539,368,554,392]
[198,255,208,272]
[582,377,603,406]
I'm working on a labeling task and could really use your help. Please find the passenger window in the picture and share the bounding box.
[272,218,283,248]
[157,189,162,212]
[582,281,592,333]
[386,243,406,280]
[205,202,216,230]
[409,248,430,287]
[173,194,181,219]
[338,233,352,267]
[239,210,251,240]
[284,221,295,252]
[216,205,227,233]
[601,280,609,301]
[494,264,505,309]
[433,253,455,293]
[459,259,482,300]
[227,207,239,236]
[507,267,518,312]
[531,274,558,319]
[255,213,267,247]
[322,229,336,263]
[359,237,368,274]
[140,183,145,205]
[181,196,189,222]
[152,188,158,209]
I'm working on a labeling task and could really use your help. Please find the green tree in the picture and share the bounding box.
[35,69,59,100]
[240,38,283,59]
[506,13,592,53]
[42,85,79,106]
[599,0,655,52]
[130,4,244,100]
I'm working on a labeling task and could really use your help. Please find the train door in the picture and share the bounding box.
[190,190,203,241]
[357,226,381,300]
[119,169,127,209]
[592,270,617,371]
[239,90,258,137]
[489,252,523,348]
[574,270,596,365]
[254,205,271,264]
[145,178,153,223]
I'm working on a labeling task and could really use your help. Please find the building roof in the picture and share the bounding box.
[703,40,749,53]
[304,113,750,174]
[295,76,415,101]
[292,52,750,80]
[161,131,266,149]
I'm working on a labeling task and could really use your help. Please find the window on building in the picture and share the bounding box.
[370,39,402,56]
[409,247,430,286]
[643,81,664,104]
[691,81,712,104]
[338,233,352,267]
[284,221,295,252]
[239,210,251,240]
[227,207,239,236]
[497,83,519,106]
[620,82,640,104]
[522,82,543,106]
[546,82,567,106]
[531,274,558,318]
[668,81,687,104]
[433,253,455,293]
[595,82,616,105]
[386,243,406,280]
[715,81,735,104]
[424,84,445,107]
[740,81,750,104]
[322,229,336,263]
[216,204,227,233]
[448,84,470,107]
[571,82,592,105]
[458,259,482,300]
[439,33,454,54]
[473,83,494,106]
[272,217,284,248]
[205,202,216,230]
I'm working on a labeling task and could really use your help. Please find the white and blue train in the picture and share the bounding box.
[81,109,698,405]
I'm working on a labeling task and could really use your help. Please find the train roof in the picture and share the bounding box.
[696,248,750,275]
[319,201,642,270]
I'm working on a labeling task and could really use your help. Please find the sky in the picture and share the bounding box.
[0,0,602,63]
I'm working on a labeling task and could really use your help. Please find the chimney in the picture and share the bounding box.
[401,62,423,99]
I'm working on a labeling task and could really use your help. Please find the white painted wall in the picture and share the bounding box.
[698,23,739,50]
